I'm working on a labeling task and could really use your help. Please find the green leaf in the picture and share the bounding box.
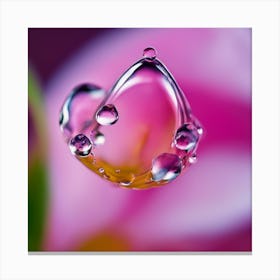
[28,70,49,251]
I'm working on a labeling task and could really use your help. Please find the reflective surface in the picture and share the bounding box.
[60,48,203,188]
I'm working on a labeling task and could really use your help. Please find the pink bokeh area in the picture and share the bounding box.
[30,28,251,252]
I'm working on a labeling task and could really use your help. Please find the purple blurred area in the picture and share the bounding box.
[28,28,113,86]
[29,28,251,252]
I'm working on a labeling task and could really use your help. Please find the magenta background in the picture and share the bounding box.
[29,28,251,251]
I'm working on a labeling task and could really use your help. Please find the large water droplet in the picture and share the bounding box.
[174,123,199,152]
[59,83,106,140]
[62,48,203,189]
[151,153,182,182]
[96,104,119,125]
[69,134,92,157]
[143,47,157,60]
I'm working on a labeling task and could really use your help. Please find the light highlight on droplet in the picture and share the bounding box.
[91,131,105,146]
[188,154,197,164]
[197,127,203,135]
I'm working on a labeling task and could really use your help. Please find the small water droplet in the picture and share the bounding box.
[69,134,92,157]
[99,168,104,173]
[96,104,119,126]
[188,154,197,164]
[115,169,120,173]
[174,124,199,152]
[151,153,182,182]
[143,47,157,60]
[90,131,105,146]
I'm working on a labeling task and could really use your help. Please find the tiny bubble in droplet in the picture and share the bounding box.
[143,47,157,60]
[96,104,119,126]
[90,130,105,146]
[69,134,92,157]
[188,154,197,164]
[99,168,104,173]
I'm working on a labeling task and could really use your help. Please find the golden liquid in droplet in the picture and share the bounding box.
[78,153,161,189]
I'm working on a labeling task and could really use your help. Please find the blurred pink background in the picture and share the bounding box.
[29,28,251,251]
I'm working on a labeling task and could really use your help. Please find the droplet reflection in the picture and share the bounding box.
[96,104,119,126]
[151,153,182,182]
[69,134,92,157]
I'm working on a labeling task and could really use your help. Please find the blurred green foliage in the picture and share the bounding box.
[28,71,48,251]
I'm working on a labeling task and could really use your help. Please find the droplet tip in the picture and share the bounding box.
[143,47,157,60]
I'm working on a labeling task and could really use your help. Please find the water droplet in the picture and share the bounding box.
[90,131,105,146]
[69,134,92,157]
[188,154,197,164]
[59,84,106,140]
[151,153,182,182]
[61,50,203,189]
[143,47,157,60]
[174,124,199,152]
[96,104,119,125]
[99,167,104,173]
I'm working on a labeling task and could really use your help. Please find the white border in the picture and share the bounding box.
[0,0,279,279]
